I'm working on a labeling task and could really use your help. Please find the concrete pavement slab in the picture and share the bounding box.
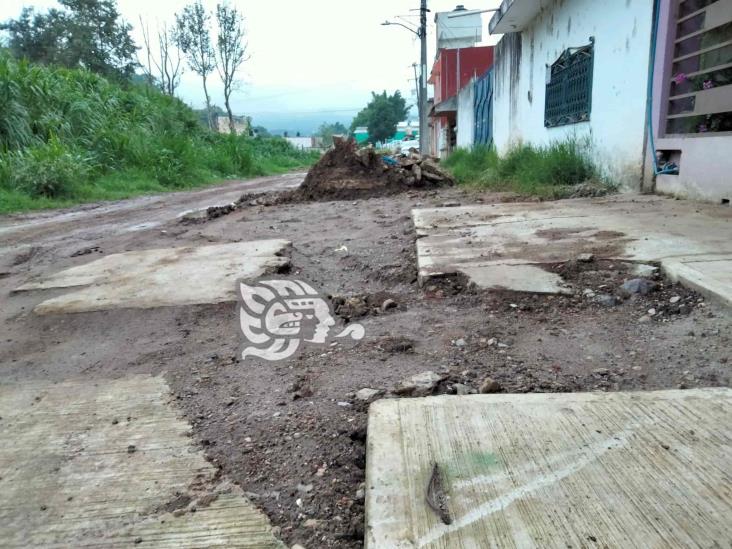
[15,240,290,314]
[413,195,732,304]
[365,389,732,548]
[0,375,284,548]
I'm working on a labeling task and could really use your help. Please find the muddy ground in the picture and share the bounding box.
[1,175,730,548]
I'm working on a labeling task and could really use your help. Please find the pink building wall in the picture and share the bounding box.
[651,0,732,203]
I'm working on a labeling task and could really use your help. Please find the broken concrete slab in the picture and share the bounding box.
[365,389,732,548]
[413,195,732,304]
[0,375,284,548]
[15,240,290,314]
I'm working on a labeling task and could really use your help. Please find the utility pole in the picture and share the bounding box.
[419,0,428,155]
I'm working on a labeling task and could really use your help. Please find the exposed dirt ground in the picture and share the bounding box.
[1,175,730,548]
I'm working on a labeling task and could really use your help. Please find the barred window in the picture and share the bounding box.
[544,40,594,128]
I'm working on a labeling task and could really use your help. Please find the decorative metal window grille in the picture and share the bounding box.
[544,40,594,128]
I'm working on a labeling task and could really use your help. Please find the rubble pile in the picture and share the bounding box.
[294,136,454,200]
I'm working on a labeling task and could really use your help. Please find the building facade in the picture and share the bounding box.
[489,0,731,201]
[489,0,656,190]
[429,46,495,157]
[651,0,732,203]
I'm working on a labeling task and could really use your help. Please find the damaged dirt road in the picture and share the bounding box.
[1,171,730,548]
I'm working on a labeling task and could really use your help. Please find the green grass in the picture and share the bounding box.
[443,140,616,199]
[0,54,319,214]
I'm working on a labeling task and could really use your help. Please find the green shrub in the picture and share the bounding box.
[5,138,91,197]
[444,139,612,198]
[0,54,320,212]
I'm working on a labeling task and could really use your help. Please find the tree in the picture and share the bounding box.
[1,0,137,80]
[214,3,248,134]
[139,18,182,96]
[316,122,348,147]
[175,2,216,129]
[351,91,409,144]
[252,125,271,138]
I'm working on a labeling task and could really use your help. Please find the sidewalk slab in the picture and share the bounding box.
[15,240,290,314]
[413,195,732,304]
[0,375,284,548]
[365,389,732,548]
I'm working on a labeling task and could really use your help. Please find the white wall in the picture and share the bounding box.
[655,136,732,202]
[456,81,475,149]
[436,9,482,50]
[285,137,313,150]
[492,0,654,189]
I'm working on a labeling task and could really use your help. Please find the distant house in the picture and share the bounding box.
[488,0,731,201]
[428,5,494,158]
[352,121,419,146]
[285,136,318,150]
[216,115,249,135]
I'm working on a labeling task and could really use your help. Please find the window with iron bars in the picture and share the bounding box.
[544,40,594,128]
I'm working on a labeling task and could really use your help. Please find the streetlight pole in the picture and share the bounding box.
[419,0,428,155]
[382,1,429,154]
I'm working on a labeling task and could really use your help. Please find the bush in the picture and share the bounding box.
[5,138,91,197]
[443,139,612,198]
[0,54,319,212]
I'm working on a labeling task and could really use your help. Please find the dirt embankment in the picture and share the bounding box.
[293,137,454,201]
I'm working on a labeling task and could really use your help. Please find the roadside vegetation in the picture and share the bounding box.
[0,56,318,214]
[443,140,616,199]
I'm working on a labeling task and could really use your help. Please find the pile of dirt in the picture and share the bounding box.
[293,137,454,200]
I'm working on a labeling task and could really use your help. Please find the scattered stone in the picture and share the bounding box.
[297,483,313,494]
[453,338,467,348]
[71,245,102,257]
[381,298,397,312]
[337,401,352,407]
[583,289,596,298]
[479,377,501,394]
[669,296,681,304]
[303,518,321,529]
[454,383,475,395]
[487,338,498,347]
[127,445,137,454]
[355,482,366,503]
[648,308,657,316]
[621,278,657,296]
[377,335,415,353]
[577,253,595,263]
[595,294,618,307]
[291,545,307,549]
[638,315,651,323]
[395,371,443,397]
[355,388,383,402]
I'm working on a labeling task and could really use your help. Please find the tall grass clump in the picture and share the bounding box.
[443,139,615,199]
[0,54,318,213]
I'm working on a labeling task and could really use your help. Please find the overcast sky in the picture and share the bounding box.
[1,0,501,131]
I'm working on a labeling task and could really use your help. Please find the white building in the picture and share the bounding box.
[285,136,317,150]
[489,0,656,190]
[435,5,483,50]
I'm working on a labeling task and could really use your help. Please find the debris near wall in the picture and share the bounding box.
[292,137,454,201]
